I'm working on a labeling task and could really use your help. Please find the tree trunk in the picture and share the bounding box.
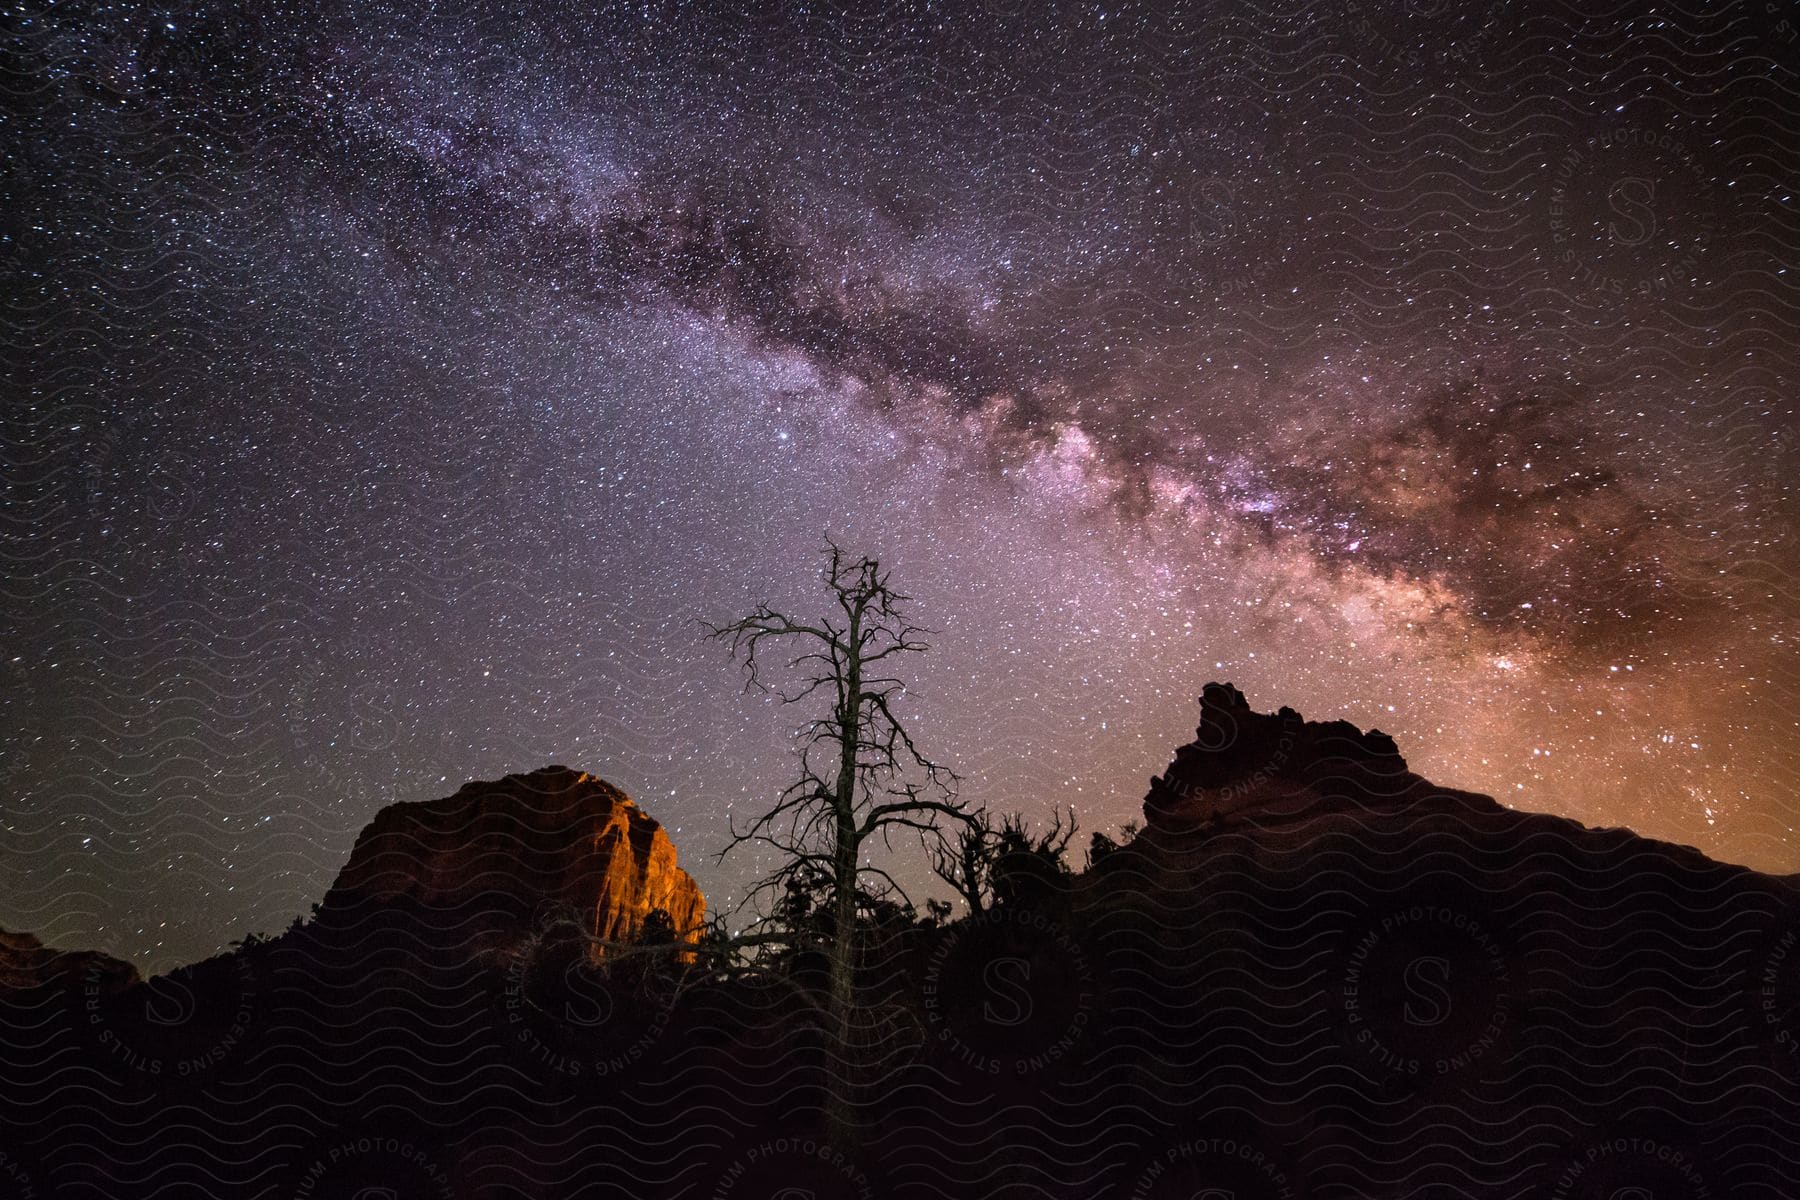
[825,637,862,1154]
[825,805,858,1151]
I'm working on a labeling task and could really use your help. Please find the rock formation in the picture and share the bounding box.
[1145,681,1503,832]
[1137,682,1778,887]
[0,926,138,993]
[319,765,705,954]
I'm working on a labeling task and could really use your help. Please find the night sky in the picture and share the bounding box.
[4,0,1797,969]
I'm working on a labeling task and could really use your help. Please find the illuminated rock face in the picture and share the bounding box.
[322,766,705,951]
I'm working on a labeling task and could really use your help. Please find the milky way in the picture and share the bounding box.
[4,0,1797,966]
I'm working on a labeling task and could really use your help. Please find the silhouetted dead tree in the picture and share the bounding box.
[705,540,975,1148]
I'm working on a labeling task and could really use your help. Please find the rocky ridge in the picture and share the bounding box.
[1147,681,1519,831]
[0,926,138,993]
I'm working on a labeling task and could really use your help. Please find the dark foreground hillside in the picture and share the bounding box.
[2,685,1797,1198]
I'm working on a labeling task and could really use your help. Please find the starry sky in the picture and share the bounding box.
[4,0,1797,968]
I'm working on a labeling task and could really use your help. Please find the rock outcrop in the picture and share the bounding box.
[1138,683,1772,884]
[319,766,705,954]
[1145,681,1503,832]
[0,926,138,993]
